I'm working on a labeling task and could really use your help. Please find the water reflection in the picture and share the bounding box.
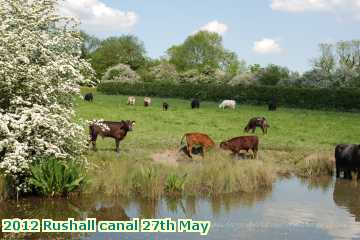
[333,179,360,222]
[1,178,360,240]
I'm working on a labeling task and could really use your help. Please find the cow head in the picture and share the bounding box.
[122,120,136,131]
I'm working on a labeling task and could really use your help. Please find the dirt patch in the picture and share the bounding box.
[151,150,182,166]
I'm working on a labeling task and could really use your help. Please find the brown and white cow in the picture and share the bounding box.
[144,97,151,107]
[180,132,215,158]
[244,117,270,134]
[220,136,259,159]
[89,120,135,153]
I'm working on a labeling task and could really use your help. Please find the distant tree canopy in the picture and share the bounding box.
[80,29,359,88]
[80,31,101,59]
[90,35,146,78]
[253,64,290,86]
[167,31,240,78]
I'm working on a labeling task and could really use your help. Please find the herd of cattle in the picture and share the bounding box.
[84,93,360,180]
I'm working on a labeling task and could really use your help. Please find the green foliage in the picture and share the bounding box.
[90,35,146,78]
[97,82,360,111]
[167,31,240,76]
[29,158,87,197]
[254,64,290,86]
[131,166,162,199]
[164,173,187,195]
[80,31,101,59]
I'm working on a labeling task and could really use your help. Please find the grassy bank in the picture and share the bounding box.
[76,89,360,197]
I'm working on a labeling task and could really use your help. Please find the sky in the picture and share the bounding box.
[58,0,360,72]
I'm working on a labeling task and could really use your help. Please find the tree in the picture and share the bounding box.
[167,31,240,78]
[102,64,141,83]
[80,31,101,59]
[148,61,179,84]
[90,35,146,78]
[0,0,93,192]
[254,64,290,86]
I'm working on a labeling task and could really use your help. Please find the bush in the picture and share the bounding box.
[28,158,87,197]
[101,63,141,83]
[97,82,360,111]
[164,173,187,195]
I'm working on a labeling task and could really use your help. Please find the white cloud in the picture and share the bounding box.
[253,38,283,54]
[270,0,360,19]
[198,20,229,35]
[58,0,138,33]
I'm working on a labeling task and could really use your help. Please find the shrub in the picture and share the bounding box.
[164,173,187,195]
[97,82,360,111]
[131,166,162,199]
[28,158,87,197]
[101,63,141,83]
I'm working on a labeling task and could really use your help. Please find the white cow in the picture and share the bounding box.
[219,100,236,109]
[127,96,136,105]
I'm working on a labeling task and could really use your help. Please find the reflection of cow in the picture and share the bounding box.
[335,144,360,179]
[333,179,360,222]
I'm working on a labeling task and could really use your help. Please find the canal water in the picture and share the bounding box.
[1,177,360,239]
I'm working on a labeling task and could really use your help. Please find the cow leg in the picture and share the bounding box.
[90,134,98,151]
[336,168,340,178]
[261,126,265,134]
[252,128,255,133]
[115,139,120,153]
[253,147,258,160]
[187,144,193,158]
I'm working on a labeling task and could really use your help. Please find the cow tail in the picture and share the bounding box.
[180,134,186,146]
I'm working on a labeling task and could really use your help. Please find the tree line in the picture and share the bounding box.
[81,32,360,88]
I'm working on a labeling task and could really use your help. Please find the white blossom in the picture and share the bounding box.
[0,0,94,192]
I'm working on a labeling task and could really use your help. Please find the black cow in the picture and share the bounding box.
[84,93,93,102]
[335,144,360,179]
[268,97,277,111]
[191,99,200,109]
[163,102,169,111]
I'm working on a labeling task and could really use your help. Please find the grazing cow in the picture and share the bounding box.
[84,93,93,102]
[163,102,169,111]
[335,144,360,179]
[219,100,236,109]
[127,96,136,105]
[191,99,200,109]
[180,132,215,158]
[144,97,151,107]
[244,117,270,134]
[89,120,135,153]
[220,136,259,159]
[268,97,277,111]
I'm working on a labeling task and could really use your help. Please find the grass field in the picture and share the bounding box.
[77,88,360,198]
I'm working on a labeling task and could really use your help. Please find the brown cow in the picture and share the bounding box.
[220,136,259,159]
[180,132,215,158]
[89,120,135,153]
[244,117,270,134]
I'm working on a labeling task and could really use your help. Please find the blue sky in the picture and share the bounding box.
[59,0,360,72]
